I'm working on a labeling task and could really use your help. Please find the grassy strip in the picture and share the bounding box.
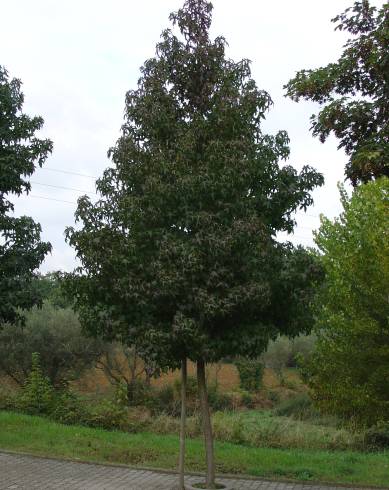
[1,411,388,487]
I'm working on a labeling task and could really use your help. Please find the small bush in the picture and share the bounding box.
[207,385,234,411]
[267,390,280,404]
[19,353,55,416]
[235,358,264,392]
[85,399,131,431]
[365,422,389,450]
[173,375,198,398]
[240,390,255,409]
[274,393,317,420]
[0,386,20,411]
[50,391,87,425]
[157,384,175,406]
[212,411,245,444]
[149,413,201,438]
[130,380,154,407]
[152,384,179,415]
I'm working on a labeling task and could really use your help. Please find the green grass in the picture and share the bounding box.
[1,411,388,487]
[149,409,363,451]
[213,410,361,450]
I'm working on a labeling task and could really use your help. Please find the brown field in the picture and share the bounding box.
[75,359,303,398]
[1,350,303,403]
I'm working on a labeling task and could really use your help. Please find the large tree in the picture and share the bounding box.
[66,1,323,487]
[305,178,389,426]
[0,66,52,325]
[285,0,389,186]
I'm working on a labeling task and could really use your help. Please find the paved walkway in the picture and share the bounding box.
[0,452,365,490]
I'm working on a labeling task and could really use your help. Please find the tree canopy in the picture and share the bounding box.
[0,66,52,325]
[306,177,389,426]
[285,1,389,185]
[66,0,323,366]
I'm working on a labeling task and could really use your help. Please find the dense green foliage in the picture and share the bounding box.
[18,352,55,415]
[66,0,323,368]
[235,358,264,392]
[0,66,52,325]
[262,334,316,385]
[32,272,73,309]
[306,178,389,425]
[0,302,104,386]
[285,1,389,185]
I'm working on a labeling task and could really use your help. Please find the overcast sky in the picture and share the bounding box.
[1,0,382,272]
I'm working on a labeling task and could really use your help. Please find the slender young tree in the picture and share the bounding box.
[66,1,323,487]
[305,178,389,426]
[0,66,52,325]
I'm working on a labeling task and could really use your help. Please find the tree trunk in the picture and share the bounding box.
[144,366,152,387]
[178,358,187,490]
[197,359,216,489]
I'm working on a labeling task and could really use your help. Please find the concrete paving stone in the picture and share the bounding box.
[0,452,371,490]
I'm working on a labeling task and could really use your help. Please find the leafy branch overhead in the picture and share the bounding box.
[285,1,389,185]
[0,66,52,325]
[66,0,324,366]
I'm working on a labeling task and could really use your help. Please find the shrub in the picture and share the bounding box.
[235,358,263,392]
[274,393,317,420]
[212,411,245,444]
[85,399,131,431]
[365,422,389,450]
[173,375,198,398]
[158,384,176,406]
[50,391,87,425]
[149,414,201,438]
[267,390,280,404]
[0,302,104,387]
[148,384,181,416]
[131,380,155,407]
[240,390,255,409]
[207,385,234,411]
[0,386,20,411]
[19,353,55,415]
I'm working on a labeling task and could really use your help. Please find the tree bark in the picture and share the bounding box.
[178,358,187,490]
[197,359,216,489]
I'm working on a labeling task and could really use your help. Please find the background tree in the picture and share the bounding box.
[285,1,389,185]
[66,1,323,487]
[0,302,104,387]
[305,178,389,426]
[0,66,52,325]
[95,343,159,402]
[32,272,73,309]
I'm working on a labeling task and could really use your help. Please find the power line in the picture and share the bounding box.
[30,194,77,205]
[40,167,98,179]
[31,181,97,195]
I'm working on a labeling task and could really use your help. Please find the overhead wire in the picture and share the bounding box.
[39,167,98,179]
[31,181,97,195]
